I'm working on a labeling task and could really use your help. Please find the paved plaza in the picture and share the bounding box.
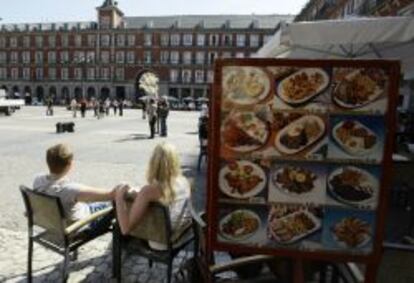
[0,106,205,282]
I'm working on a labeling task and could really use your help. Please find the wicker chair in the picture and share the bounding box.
[112,201,194,283]
[20,185,113,283]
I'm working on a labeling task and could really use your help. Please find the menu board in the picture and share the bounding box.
[207,59,399,263]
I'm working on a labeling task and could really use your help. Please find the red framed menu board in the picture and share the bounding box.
[207,59,400,278]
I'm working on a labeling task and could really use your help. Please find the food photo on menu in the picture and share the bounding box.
[270,112,328,160]
[321,207,375,253]
[222,66,271,106]
[268,161,327,205]
[217,205,268,246]
[273,67,332,111]
[218,159,268,201]
[331,68,388,114]
[326,164,381,210]
[266,203,323,250]
[327,115,385,163]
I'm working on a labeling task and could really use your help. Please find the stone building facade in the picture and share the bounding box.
[0,0,291,103]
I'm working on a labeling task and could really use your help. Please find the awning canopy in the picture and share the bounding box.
[256,17,414,79]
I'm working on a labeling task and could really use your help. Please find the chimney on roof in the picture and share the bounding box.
[224,19,231,29]
[250,19,259,29]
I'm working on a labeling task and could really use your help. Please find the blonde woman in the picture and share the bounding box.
[114,142,191,248]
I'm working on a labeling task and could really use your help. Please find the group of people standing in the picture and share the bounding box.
[70,98,125,119]
[145,97,170,139]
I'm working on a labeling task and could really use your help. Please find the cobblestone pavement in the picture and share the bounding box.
[0,107,204,282]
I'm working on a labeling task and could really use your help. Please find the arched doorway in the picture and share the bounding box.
[49,86,57,103]
[12,86,20,98]
[100,87,110,100]
[74,87,82,100]
[62,86,70,104]
[36,86,44,103]
[87,87,96,100]
[24,86,32,104]
[135,70,159,101]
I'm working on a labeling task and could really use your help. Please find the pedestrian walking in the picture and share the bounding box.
[118,99,124,116]
[105,98,110,116]
[46,97,54,116]
[80,98,87,118]
[147,98,157,139]
[158,98,170,137]
[97,100,105,119]
[142,100,147,119]
[92,99,98,117]
[70,98,77,118]
[112,99,119,116]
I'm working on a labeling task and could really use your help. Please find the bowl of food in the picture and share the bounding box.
[272,166,317,195]
[332,217,371,248]
[219,210,261,241]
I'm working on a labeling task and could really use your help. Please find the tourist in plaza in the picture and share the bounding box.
[142,99,147,119]
[119,99,124,116]
[105,98,111,116]
[32,143,115,233]
[80,98,87,118]
[112,99,119,116]
[114,142,191,245]
[158,98,170,137]
[46,97,54,116]
[70,98,77,118]
[147,98,157,139]
[92,99,99,118]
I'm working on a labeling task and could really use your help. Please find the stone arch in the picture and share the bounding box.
[87,87,96,100]
[35,86,44,102]
[74,87,83,100]
[12,86,20,97]
[100,87,110,100]
[61,86,70,104]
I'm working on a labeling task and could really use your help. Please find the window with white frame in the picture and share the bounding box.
[116,51,125,63]
[60,51,69,63]
[207,70,214,83]
[144,51,152,64]
[75,35,82,47]
[0,37,6,48]
[87,68,95,80]
[170,51,179,64]
[48,68,56,80]
[36,68,43,80]
[87,51,95,63]
[116,34,125,47]
[0,68,6,79]
[101,51,110,63]
[115,68,124,80]
[160,51,169,64]
[23,68,30,80]
[249,34,259,47]
[48,35,56,47]
[48,51,56,63]
[101,34,110,47]
[87,34,96,47]
[222,34,232,46]
[22,52,30,64]
[182,69,192,83]
[208,52,217,64]
[10,52,18,63]
[197,34,205,46]
[170,69,178,82]
[11,68,18,80]
[23,36,30,48]
[127,51,135,64]
[170,34,180,46]
[161,34,169,46]
[209,34,219,46]
[127,34,136,46]
[61,34,69,47]
[74,68,82,80]
[236,34,246,47]
[144,34,152,46]
[61,68,69,80]
[183,51,192,64]
[10,37,18,48]
[35,51,43,64]
[0,52,6,63]
[196,52,205,64]
[221,52,231,58]
[235,52,245,58]
[195,70,204,83]
[183,34,193,46]
[101,68,110,80]
[35,36,43,48]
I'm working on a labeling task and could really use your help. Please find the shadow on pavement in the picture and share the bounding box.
[114,133,150,143]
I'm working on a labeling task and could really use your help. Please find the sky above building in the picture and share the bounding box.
[1,0,306,23]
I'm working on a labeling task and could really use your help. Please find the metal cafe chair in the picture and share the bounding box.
[20,185,113,283]
[112,201,194,283]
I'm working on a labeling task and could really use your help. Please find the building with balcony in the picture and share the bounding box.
[295,0,414,22]
[0,0,292,103]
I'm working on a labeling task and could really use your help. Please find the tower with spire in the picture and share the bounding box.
[97,0,124,29]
